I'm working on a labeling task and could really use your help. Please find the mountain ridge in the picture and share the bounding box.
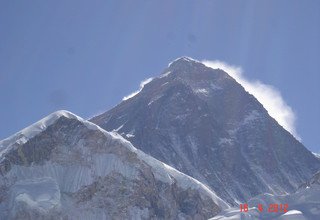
[0,110,228,219]
[91,57,320,204]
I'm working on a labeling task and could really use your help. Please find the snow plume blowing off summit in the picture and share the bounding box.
[202,60,300,141]
[93,56,319,205]
[123,78,153,101]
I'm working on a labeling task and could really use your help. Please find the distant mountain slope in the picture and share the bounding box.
[210,170,320,220]
[0,110,228,220]
[91,57,320,204]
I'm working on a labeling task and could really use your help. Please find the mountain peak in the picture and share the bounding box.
[0,110,82,155]
[159,56,222,81]
[167,56,203,69]
[92,57,320,204]
[0,111,228,219]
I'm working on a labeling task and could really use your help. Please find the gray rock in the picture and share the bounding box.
[91,57,320,204]
[0,110,227,219]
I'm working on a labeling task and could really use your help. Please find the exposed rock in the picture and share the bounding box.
[0,111,228,219]
[91,57,320,204]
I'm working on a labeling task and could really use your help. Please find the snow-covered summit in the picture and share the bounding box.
[0,110,141,161]
[1,110,78,142]
[91,57,320,205]
[166,56,207,73]
[0,110,80,157]
[167,56,201,67]
[0,110,228,219]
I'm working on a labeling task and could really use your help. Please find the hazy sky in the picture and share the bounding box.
[1,0,319,152]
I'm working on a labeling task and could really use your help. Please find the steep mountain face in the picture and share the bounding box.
[0,110,228,220]
[91,57,320,204]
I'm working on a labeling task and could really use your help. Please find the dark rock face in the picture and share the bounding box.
[91,57,320,204]
[0,117,83,175]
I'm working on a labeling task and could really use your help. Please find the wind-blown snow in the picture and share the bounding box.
[122,78,153,101]
[202,60,300,141]
[122,57,202,100]
[159,71,171,78]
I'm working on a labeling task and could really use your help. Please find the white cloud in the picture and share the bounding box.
[123,78,153,101]
[202,60,301,140]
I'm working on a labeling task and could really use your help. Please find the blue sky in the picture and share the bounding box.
[0,0,319,152]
